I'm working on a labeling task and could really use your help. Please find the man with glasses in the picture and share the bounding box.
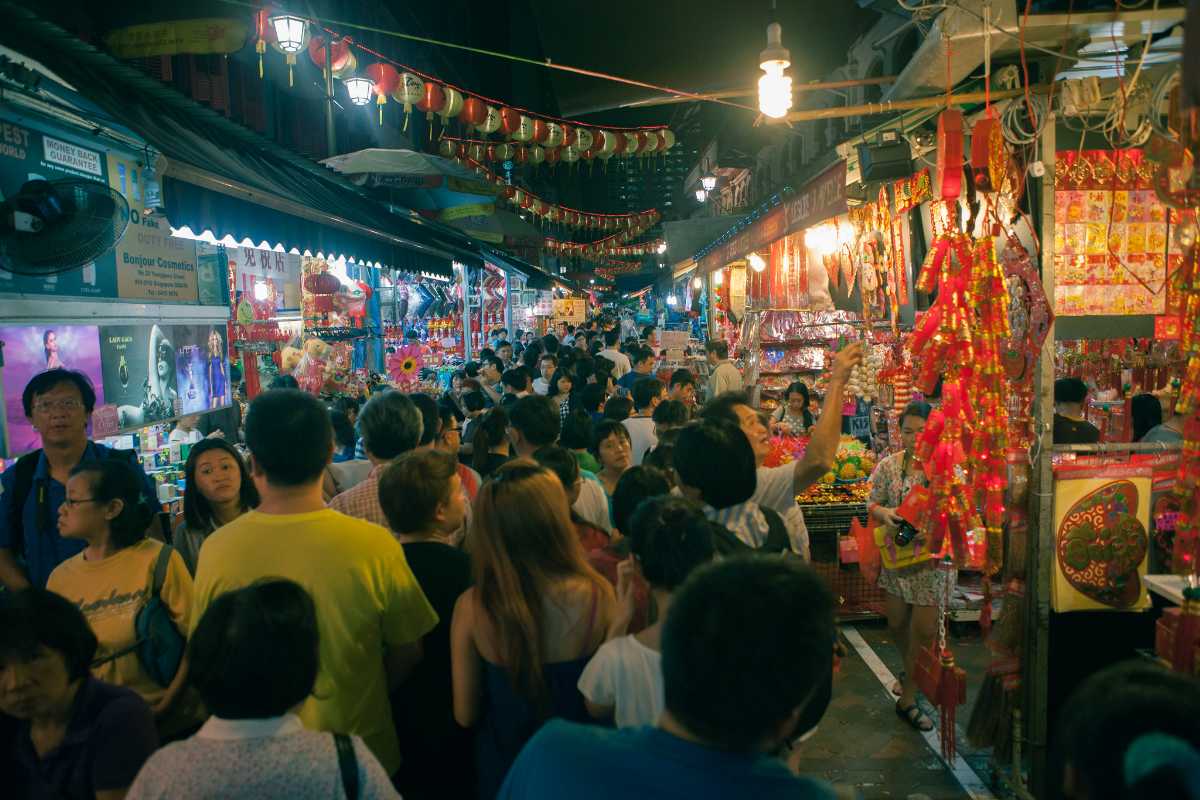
[0,369,157,589]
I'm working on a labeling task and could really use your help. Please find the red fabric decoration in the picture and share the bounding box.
[935,109,965,200]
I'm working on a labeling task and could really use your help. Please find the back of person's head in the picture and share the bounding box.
[502,368,530,393]
[700,391,752,428]
[22,368,97,417]
[1055,377,1089,405]
[268,373,299,390]
[0,588,98,686]
[464,361,481,380]
[1057,661,1200,800]
[1131,393,1164,442]
[357,390,423,460]
[643,441,676,480]
[560,409,595,450]
[628,496,715,590]
[611,465,671,536]
[407,393,441,447]
[68,460,155,549]
[189,579,318,720]
[471,460,608,708]
[579,383,606,414]
[669,368,696,391]
[328,407,356,451]
[603,329,619,347]
[674,419,756,509]
[245,389,333,486]
[540,334,559,354]
[632,377,664,411]
[463,390,487,414]
[632,346,655,368]
[705,340,729,359]
[603,396,633,422]
[183,438,259,531]
[509,395,561,448]
[588,340,603,357]
[378,449,459,534]
[663,556,835,752]
[652,399,689,430]
[532,445,580,497]
[472,407,510,471]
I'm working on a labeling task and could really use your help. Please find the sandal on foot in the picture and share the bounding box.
[890,672,905,697]
[895,701,934,732]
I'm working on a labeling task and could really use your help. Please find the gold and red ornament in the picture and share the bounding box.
[935,109,965,200]
[364,62,400,125]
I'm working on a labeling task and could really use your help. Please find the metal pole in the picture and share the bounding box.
[1027,111,1056,800]
[323,37,337,157]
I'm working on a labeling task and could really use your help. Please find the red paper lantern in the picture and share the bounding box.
[612,132,627,155]
[544,147,561,165]
[520,193,534,209]
[307,35,353,75]
[562,125,576,146]
[532,119,549,144]
[417,82,446,120]
[460,96,487,126]
[364,62,400,96]
[513,146,527,164]
[500,107,522,135]
[502,185,517,199]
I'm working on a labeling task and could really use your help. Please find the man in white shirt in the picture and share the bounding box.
[598,329,632,379]
[704,340,742,400]
[622,377,665,466]
[532,353,557,395]
[698,342,862,559]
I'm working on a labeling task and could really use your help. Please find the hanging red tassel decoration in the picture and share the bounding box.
[915,642,968,760]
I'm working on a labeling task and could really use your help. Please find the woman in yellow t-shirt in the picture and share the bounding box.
[47,459,197,738]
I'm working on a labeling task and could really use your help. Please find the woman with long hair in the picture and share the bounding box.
[471,406,512,479]
[175,439,259,575]
[206,328,227,409]
[771,381,814,434]
[43,329,64,369]
[545,368,575,424]
[451,460,615,798]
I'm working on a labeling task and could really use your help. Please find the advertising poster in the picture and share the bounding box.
[115,214,199,302]
[227,244,302,312]
[172,325,230,414]
[99,324,179,430]
[0,115,119,298]
[0,325,104,457]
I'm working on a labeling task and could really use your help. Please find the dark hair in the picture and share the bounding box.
[379,449,459,534]
[652,399,689,429]
[438,401,464,429]
[900,400,933,425]
[641,325,655,340]
[1057,661,1200,800]
[669,369,696,390]
[183,439,259,531]
[189,579,319,720]
[591,419,632,455]
[245,389,333,486]
[359,391,423,459]
[546,368,574,401]
[1055,377,1089,405]
[539,352,559,368]
[603,329,619,347]
[333,394,362,419]
[42,329,55,361]
[573,357,596,385]
[464,361,481,380]
[674,419,756,508]
[560,409,595,450]
[496,340,512,352]
[532,445,580,495]
[588,340,603,357]
[628,495,715,590]
[662,557,835,751]
[501,368,530,393]
[0,588,98,682]
[463,390,487,414]
[611,465,671,536]
[509,395,560,448]
[407,393,440,447]
[632,377,665,411]
[643,441,675,475]
[22,368,97,416]
[70,460,155,549]
[540,334,560,354]
[782,381,814,428]
[704,340,729,359]
[603,396,633,422]
[631,346,655,367]
[472,406,510,473]
[328,407,356,451]
[578,383,606,414]
[482,354,504,374]
[1131,394,1163,442]
[700,391,751,427]
[267,374,299,390]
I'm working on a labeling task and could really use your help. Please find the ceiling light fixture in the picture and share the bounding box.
[701,175,717,192]
[343,76,374,106]
[758,22,793,119]
[268,13,309,87]
[694,188,708,203]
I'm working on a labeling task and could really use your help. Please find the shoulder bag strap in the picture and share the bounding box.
[152,543,173,597]
[8,451,41,558]
[333,733,359,799]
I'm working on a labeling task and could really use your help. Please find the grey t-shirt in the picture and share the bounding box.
[1141,424,1183,444]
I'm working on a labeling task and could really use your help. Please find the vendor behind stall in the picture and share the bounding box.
[1053,377,1102,444]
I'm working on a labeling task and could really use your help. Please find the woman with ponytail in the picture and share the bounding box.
[47,459,199,738]
[471,406,513,479]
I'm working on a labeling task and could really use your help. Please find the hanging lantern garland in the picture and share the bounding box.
[546,238,665,260]
[437,132,672,169]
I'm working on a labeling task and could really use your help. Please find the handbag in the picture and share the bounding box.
[874,485,936,570]
[93,543,185,686]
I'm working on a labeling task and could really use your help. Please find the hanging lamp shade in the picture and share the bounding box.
[343,76,374,106]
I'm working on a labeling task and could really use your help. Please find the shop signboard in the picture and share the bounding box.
[553,297,586,324]
[228,244,302,312]
[0,325,106,457]
[115,213,199,302]
[105,18,248,59]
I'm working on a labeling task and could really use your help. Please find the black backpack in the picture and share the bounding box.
[5,446,140,561]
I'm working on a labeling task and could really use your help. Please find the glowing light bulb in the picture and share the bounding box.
[657,241,667,254]
[666,294,677,306]
[758,23,793,120]
[695,188,708,203]
[747,252,766,272]
[692,276,702,289]
[253,281,271,301]
[343,76,374,106]
[701,175,717,192]
[713,271,724,286]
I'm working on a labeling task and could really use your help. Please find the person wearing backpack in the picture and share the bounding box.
[46,459,198,739]
[0,369,159,590]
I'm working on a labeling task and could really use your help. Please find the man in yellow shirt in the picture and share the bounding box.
[191,388,437,777]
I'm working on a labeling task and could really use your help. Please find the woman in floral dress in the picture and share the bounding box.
[867,401,955,733]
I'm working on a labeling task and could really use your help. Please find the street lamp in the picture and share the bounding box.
[268,13,309,87]
[701,175,717,193]
[694,188,708,203]
[343,76,374,106]
[758,22,793,119]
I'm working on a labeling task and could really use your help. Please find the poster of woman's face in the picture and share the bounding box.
[0,325,104,457]
[99,324,178,426]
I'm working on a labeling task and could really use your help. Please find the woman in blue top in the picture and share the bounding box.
[451,460,615,799]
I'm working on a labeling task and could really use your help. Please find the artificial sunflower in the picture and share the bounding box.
[399,356,417,375]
